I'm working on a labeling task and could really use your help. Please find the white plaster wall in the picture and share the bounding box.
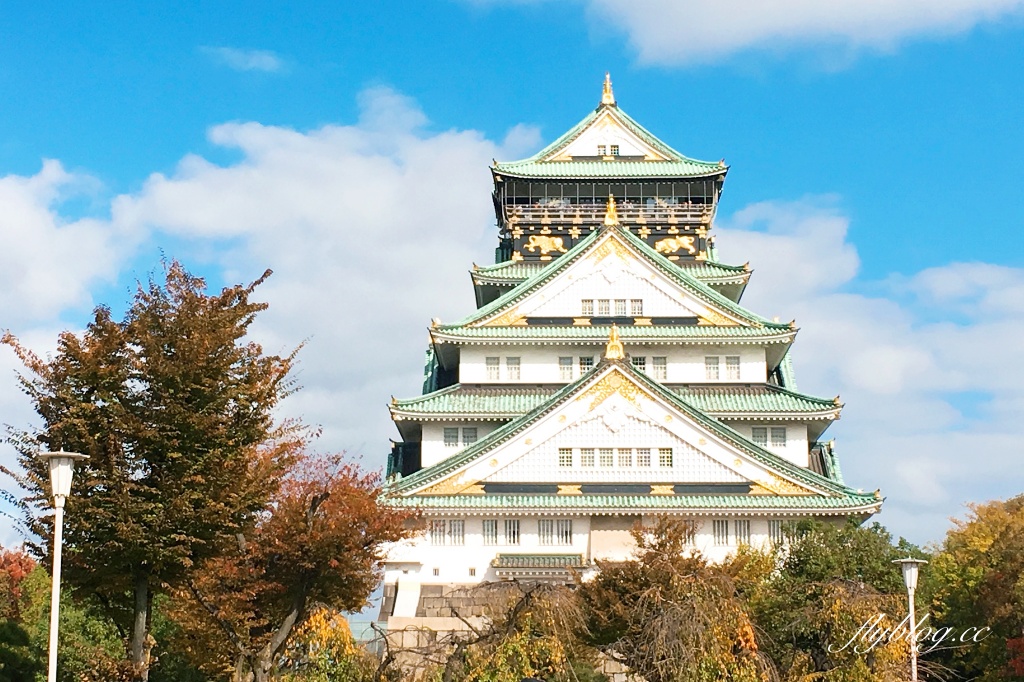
[421,421,502,468]
[723,420,809,467]
[458,344,768,384]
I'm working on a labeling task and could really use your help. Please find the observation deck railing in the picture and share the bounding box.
[504,201,714,228]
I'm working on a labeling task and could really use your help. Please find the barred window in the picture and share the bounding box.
[580,448,595,467]
[504,519,520,545]
[506,357,520,380]
[705,356,720,380]
[443,428,459,447]
[579,356,594,373]
[539,519,572,545]
[751,427,768,447]
[734,519,751,545]
[597,144,607,156]
[581,299,594,316]
[680,519,698,545]
[725,355,741,380]
[713,519,730,546]
[658,447,673,467]
[617,448,633,467]
[486,356,500,380]
[431,520,446,545]
[631,356,646,372]
[771,427,787,448]
[448,520,465,546]
[630,299,643,315]
[462,428,477,446]
[614,299,627,316]
[482,519,498,545]
[652,356,667,380]
[469,567,476,577]
[559,356,574,380]
[556,519,573,545]
[599,448,614,467]
[597,299,611,316]
[610,144,620,156]
[558,448,573,467]
[768,519,784,545]
[636,448,651,467]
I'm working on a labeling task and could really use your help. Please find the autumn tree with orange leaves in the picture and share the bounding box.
[165,454,412,682]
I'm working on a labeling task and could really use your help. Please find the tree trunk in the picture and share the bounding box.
[130,571,150,681]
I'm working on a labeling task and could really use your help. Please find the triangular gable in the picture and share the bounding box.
[450,227,786,330]
[546,107,671,162]
[392,361,853,500]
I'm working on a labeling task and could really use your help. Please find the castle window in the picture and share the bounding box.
[599,448,614,467]
[539,519,573,546]
[469,567,476,577]
[506,356,520,380]
[448,520,465,546]
[581,299,594,316]
[486,356,500,380]
[768,519,784,545]
[617,448,633,467]
[636,448,651,467]
[615,299,627,316]
[597,144,607,156]
[652,356,667,380]
[771,427,787,448]
[483,519,498,545]
[504,519,521,545]
[579,356,594,373]
[630,299,643,315]
[725,356,741,380]
[658,447,674,467]
[433,567,440,576]
[559,356,574,380]
[734,519,751,545]
[631,356,646,372]
[443,428,459,447]
[461,428,478,446]
[580,448,595,467]
[431,520,446,544]
[705,356,720,380]
[751,427,768,447]
[610,144,620,156]
[558,448,573,467]
[713,519,730,546]
[597,299,611,316]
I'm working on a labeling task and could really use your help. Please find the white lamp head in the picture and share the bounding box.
[37,449,89,502]
[893,557,928,592]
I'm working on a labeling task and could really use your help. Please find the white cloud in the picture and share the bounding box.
[200,46,285,73]
[718,200,1024,543]
[584,0,1024,65]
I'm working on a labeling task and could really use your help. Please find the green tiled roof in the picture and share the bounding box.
[390,359,860,501]
[433,324,795,342]
[472,258,749,286]
[492,105,725,180]
[393,383,839,419]
[449,226,786,332]
[385,492,880,512]
[492,554,586,568]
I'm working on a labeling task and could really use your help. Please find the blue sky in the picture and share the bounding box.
[2,0,1023,546]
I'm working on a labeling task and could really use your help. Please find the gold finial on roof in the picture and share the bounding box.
[605,323,625,360]
[604,194,619,226]
[601,72,616,106]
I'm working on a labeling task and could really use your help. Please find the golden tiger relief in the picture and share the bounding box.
[523,235,568,255]
[654,236,696,255]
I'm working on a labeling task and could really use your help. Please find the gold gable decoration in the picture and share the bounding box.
[577,370,646,411]
[604,323,625,360]
[419,476,485,496]
[697,307,740,327]
[483,306,527,327]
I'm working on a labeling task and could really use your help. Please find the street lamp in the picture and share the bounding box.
[38,449,88,682]
[893,557,929,682]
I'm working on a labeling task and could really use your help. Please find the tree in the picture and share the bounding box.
[165,454,412,682]
[928,495,1024,681]
[738,519,915,682]
[578,518,771,682]
[2,261,300,680]
[0,547,35,622]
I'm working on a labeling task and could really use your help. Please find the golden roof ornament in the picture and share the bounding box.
[603,194,619,226]
[601,72,616,106]
[604,323,625,360]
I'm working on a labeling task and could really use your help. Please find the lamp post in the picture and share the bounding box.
[38,449,88,682]
[893,557,929,682]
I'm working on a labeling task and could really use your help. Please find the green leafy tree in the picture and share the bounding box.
[928,495,1024,681]
[738,520,916,682]
[2,261,300,680]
